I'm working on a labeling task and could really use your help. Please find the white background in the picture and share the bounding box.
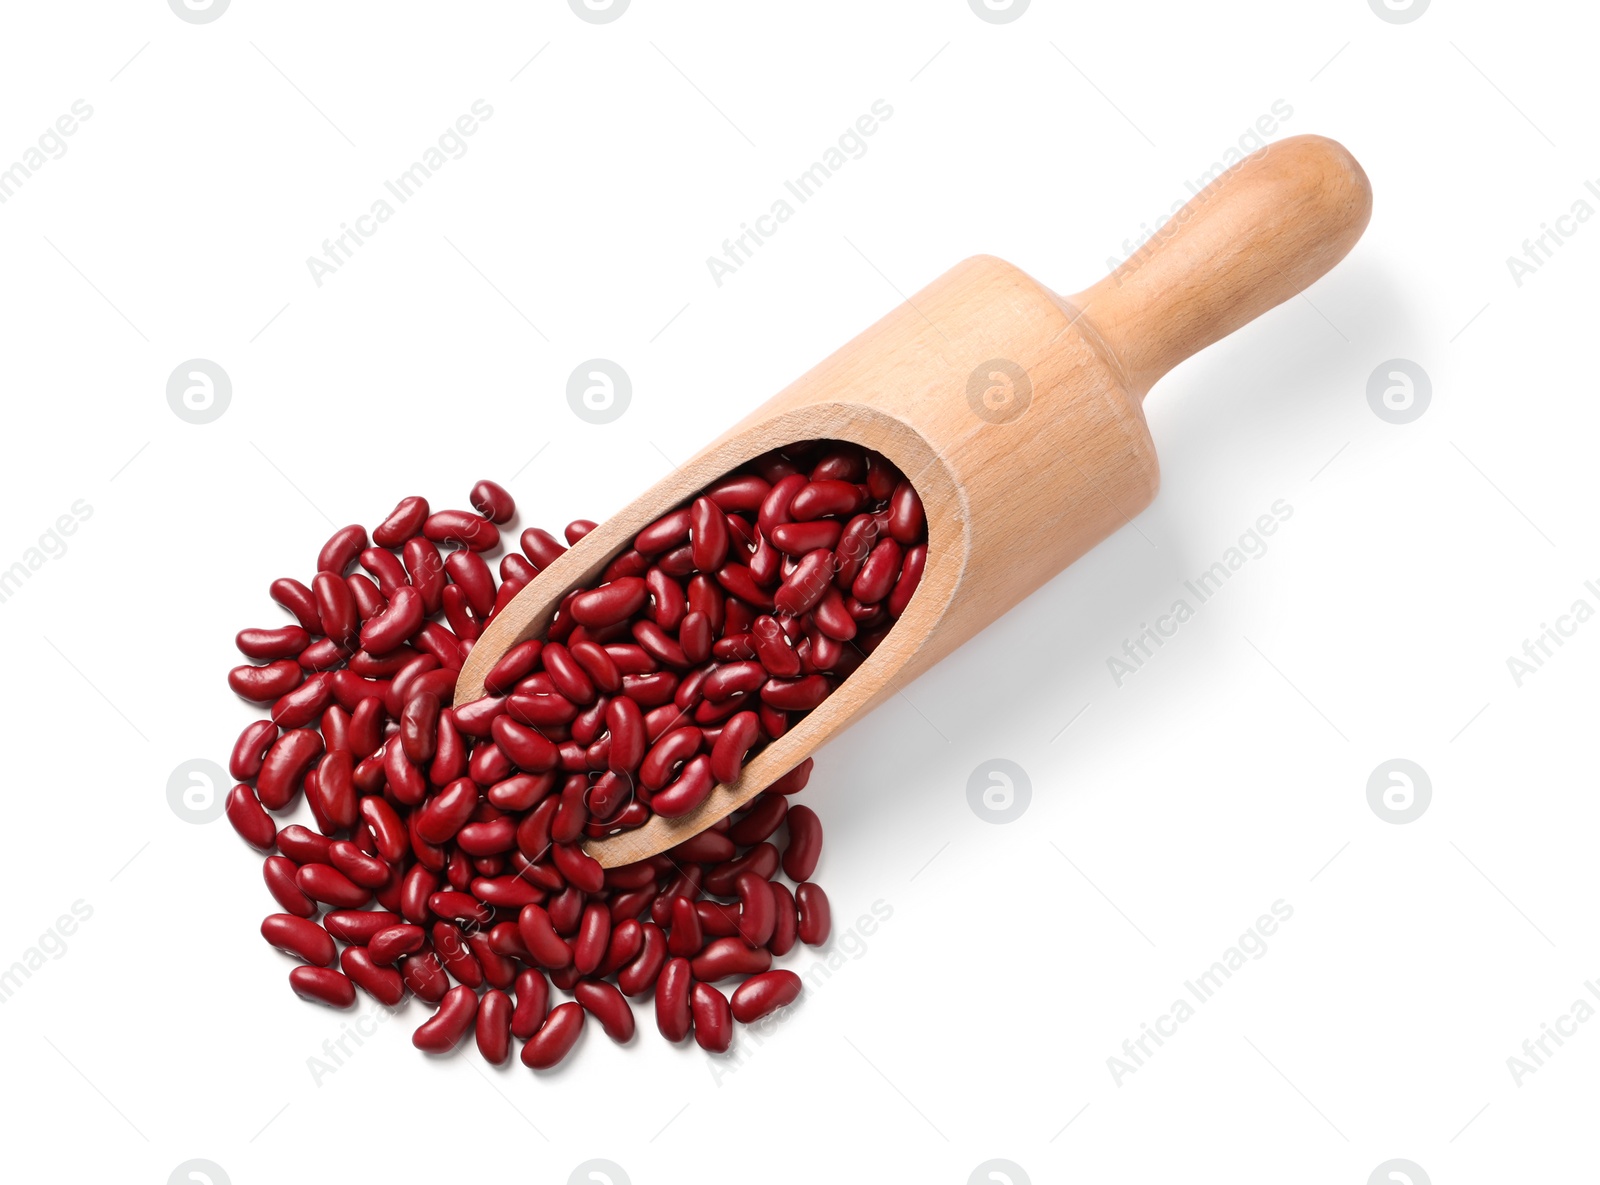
[1,1,1594,1182]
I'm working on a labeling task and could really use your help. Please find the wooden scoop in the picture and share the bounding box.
[455,134,1372,867]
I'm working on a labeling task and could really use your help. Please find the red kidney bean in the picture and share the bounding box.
[568,903,608,976]
[796,883,831,946]
[852,537,903,605]
[887,542,926,616]
[517,904,572,970]
[225,784,276,850]
[382,738,426,806]
[655,957,693,1041]
[715,563,773,611]
[696,901,742,939]
[691,982,732,1053]
[812,447,866,483]
[413,984,479,1053]
[432,921,484,987]
[768,883,798,956]
[756,473,807,539]
[790,479,864,521]
[703,661,765,702]
[491,717,559,773]
[575,979,634,1043]
[297,863,370,909]
[261,914,336,965]
[485,639,543,696]
[321,909,400,946]
[569,640,621,694]
[735,872,776,948]
[237,625,312,662]
[704,843,779,897]
[469,932,517,989]
[468,988,512,1064]
[357,796,406,866]
[510,968,550,1039]
[647,568,688,634]
[564,519,596,545]
[652,754,715,818]
[748,617,801,678]
[689,495,730,573]
[359,547,408,600]
[542,642,596,705]
[728,794,786,846]
[276,824,334,866]
[367,923,426,965]
[768,757,813,796]
[597,919,645,978]
[773,549,834,616]
[341,945,406,1006]
[812,588,857,642]
[443,551,494,619]
[396,691,438,763]
[551,842,605,894]
[402,537,446,616]
[271,671,334,729]
[672,831,736,864]
[759,675,830,712]
[571,577,648,628]
[372,495,429,547]
[522,1000,585,1069]
[263,855,315,916]
[640,727,700,791]
[706,472,771,512]
[617,924,667,997]
[730,969,802,1023]
[256,729,323,811]
[667,895,704,957]
[229,719,279,780]
[886,480,924,543]
[305,750,354,834]
[401,950,449,1003]
[691,936,772,983]
[470,479,515,525]
[518,527,566,570]
[782,804,822,881]
[769,520,842,556]
[270,577,322,634]
[229,659,302,703]
[358,585,424,655]
[327,836,388,890]
[423,509,498,553]
[317,524,368,577]
[313,571,359,648]
[633,508,690,557]
[289,965,356,1008]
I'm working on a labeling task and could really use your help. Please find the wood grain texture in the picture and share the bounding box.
[454,134,1373,866]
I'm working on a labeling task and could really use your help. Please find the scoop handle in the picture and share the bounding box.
[1070,134,1372,399]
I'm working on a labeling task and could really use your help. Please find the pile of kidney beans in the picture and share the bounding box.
[224,442,927,1066]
